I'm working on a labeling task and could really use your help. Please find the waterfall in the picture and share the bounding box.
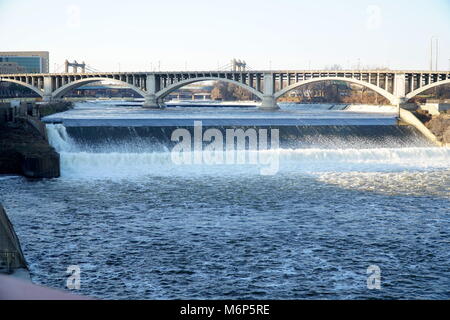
[45,123,449,179]
[46,124,76,152]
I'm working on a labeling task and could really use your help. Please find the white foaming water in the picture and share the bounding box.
[0,175,20,181]
[46,123,76,152]
[46,124,450,179]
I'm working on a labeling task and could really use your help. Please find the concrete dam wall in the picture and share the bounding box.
[49,124,432,152]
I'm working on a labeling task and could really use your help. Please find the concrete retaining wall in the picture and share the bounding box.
[419,103,450,116]
[0,204,28,275]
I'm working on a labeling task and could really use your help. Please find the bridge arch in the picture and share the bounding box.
[0,78,43,97]
[156,77,264,101]
[273,77,398,105]
[52,77,147,99]
[405,79,450,101]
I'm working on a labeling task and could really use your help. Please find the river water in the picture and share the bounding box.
[1,102,449,299]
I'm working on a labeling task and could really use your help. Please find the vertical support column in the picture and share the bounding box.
[259,73,279,110]
[143,74,162,109]
[278,73,283,91]
[393,73,406,116]
[393,73,406,102]
[255,74,261,92]
[37,77,42,91]
[43,76,52,102]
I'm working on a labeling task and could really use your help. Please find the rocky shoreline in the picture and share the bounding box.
[414,110,450,145]
[425,113,450,145]
[0,101,72,178]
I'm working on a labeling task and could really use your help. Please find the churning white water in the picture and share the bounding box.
[46,123,450,179]
[46,123,76,152]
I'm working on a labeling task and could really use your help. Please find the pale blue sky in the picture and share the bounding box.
[0,0,449,72]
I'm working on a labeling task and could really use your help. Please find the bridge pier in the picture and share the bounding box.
[142,94,162,108]
[43,76,53,102]
[258,73,279,110]
[142,74,164,109]
[259,95,279,110]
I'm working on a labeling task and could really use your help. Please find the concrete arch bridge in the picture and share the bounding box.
[1,70,449,109]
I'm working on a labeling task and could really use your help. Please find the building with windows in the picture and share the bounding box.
[0,62,25,74]
[0,51,49,74]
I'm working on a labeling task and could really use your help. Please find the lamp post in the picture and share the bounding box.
[430,36,438,71]
[430,36,434,71]
[435,38,439,71]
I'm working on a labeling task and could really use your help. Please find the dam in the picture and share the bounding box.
[1,101,449,299]
[40,102,436,177]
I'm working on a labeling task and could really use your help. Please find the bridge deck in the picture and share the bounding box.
[2,70,450,77]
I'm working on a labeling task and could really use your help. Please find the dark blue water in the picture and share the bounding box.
[1,169,449,299]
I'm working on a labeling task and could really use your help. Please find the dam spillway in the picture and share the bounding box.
[41,102,437,178]
[41,102,430,151]
[41,102,444,179]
